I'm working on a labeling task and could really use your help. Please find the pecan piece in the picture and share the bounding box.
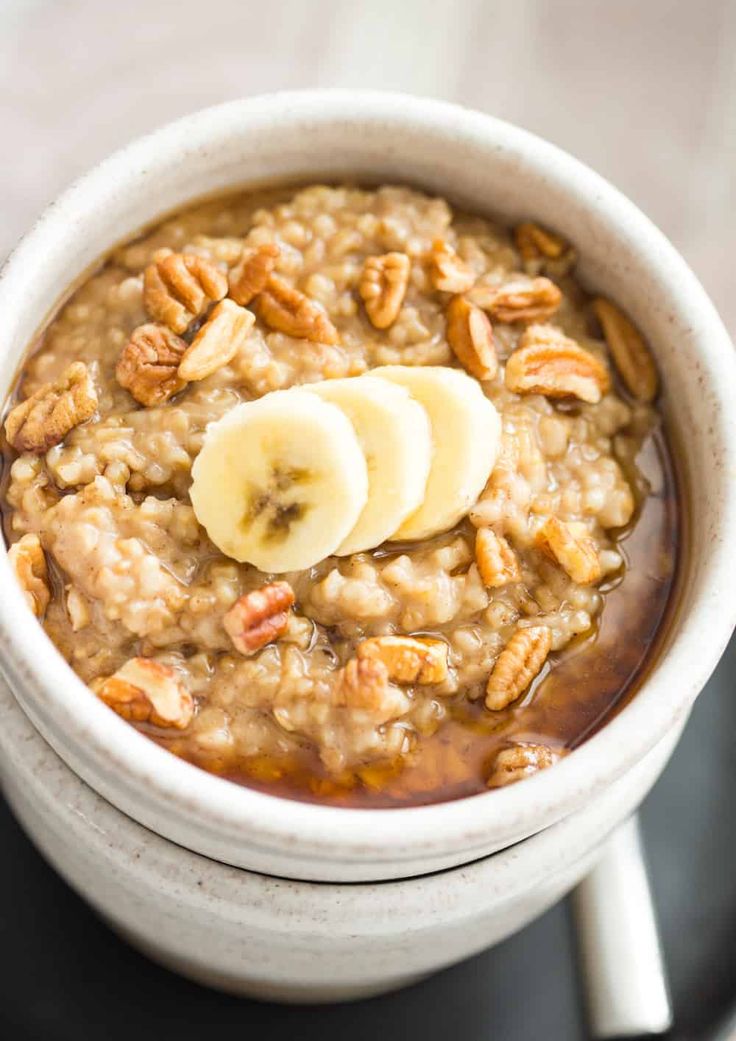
[5,362,97,453]
[258,275,339,343]
[446,295,498,380]
[593,297,658,402]
[223,581,295,655]
[116,323,188,406]
[488,742,562,788]
[469,276,562,324]
[505,324,611,404]
[358,252,411,329]
[143,250,227,333]
[536,516,602,585]
[178,299,255,381]
[513,222,575,276]
[475,528,521,588]
[228,243,280,305]
[93,658,193,729]
[333,657,410,723]
[8,533,50,618]
[429,239,476,293]
[485,625,551,710]
[357,635,448,684]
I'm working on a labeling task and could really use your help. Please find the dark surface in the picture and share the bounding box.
[0,638,735,1041]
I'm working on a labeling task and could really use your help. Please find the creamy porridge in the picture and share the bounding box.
[0,184,678,806]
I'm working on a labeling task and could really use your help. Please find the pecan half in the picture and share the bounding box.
[593,297,658,402]
[8,533,50,618]
[475,528,521,588]
[116,323,188,406]
[505,324,611,404]
[513,222,575,276]
[536,516,602,585]
[488,742,562,788]
[333,657,410,723]
[469,276,562,324]
[5,362,97,453]
[178,299,255,381]
[429,239,476,293]
[258,276,339,343]
[357,635,448,684]
[359,252,411,329]
[228,243,280,305]
[143,250,227,333]
[93,658,193,729]
[485,625,551,710]
[445,295,498,380]
[223,581,295,655]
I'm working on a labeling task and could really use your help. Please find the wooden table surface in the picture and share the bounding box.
[1,0,734,331]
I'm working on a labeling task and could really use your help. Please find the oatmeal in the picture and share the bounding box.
[0,184,678,806]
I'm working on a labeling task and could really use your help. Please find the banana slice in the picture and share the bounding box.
[190,389,369,572]
[309,376,432,554]
[373,366,501,541]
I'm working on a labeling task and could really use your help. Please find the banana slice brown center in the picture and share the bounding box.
[243,466,312,544]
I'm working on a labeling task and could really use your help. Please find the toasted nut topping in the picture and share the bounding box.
[536,516,602,584]
[488,742,562,788]
[514,222,568,261]
[476,528,521,588]
[359,252,411,329]
[94,658,194,729]
[224,581,295,655]
[228,243,280,306]
[8,533,50,618]
[513,222,575,277]
[445,295,498,381]
[116,323,188,406]
[429,239,476,293]
[357,635,449,685]
[178,299,255,381]
[143,250,227,333]
[5,362,97,453]
[593,297,658,402]
[333,657,410,723]
[469,276,562,324]
[258,275,339,343]
[485,625,551,710]
[505,324,611,404]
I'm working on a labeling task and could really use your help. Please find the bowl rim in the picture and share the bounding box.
[0,666,683,919]
[1,88,735,868]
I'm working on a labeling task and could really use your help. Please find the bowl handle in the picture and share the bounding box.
[572,815,673,1038]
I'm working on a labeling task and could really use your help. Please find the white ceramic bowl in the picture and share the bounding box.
[0,90,735,883]
[0,671,683,1001]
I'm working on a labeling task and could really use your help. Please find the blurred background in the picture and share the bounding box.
[2,0,735,329]
[1,2,736,1038]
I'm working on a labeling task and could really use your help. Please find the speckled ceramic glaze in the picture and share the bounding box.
[0,91,735,885]
[0,672,683,1001]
